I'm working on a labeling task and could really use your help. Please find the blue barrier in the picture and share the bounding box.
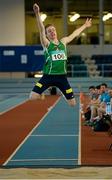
[0,45,45,72]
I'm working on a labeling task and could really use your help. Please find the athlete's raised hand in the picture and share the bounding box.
[85,18,92,28]
[33,3,40,14]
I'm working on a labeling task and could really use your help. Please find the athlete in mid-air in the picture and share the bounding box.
[29,3,92,106]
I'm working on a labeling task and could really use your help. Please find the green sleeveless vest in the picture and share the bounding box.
[43,41,67,75]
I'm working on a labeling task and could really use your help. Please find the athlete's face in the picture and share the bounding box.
[46,26,57,40]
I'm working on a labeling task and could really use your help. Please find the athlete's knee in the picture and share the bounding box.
[29,91,40,100]
[68,98,76,107]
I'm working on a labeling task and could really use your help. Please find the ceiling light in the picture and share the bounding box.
[34,74,43,78]
[103,13,112,21]
[69,13,80,22]
[40,13,47,22]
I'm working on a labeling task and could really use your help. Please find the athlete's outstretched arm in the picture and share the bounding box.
[61,18,92,45]
[33,3,49,47]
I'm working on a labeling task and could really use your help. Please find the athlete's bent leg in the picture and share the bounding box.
[67,97,76,107]
[29,91,41,100]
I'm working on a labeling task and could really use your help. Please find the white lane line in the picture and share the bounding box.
[10,158,78,162]
[3,96,61,166]
[30,134,78,137]
[78,96,81,165]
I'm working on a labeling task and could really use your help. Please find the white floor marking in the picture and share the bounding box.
[78,95,81,165]
[10,158,78,162]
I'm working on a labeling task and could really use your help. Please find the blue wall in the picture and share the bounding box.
[0,46,45,72]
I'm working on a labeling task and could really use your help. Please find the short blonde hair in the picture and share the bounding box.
[45,24,54,34]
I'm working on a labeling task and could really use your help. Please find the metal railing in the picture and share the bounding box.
[67,63,112,77]
[96,64,112,77]
[67,64,89,77]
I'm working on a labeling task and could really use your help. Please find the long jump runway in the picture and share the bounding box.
[0,95,80,167]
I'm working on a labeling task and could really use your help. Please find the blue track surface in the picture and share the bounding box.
[5,96,80,167]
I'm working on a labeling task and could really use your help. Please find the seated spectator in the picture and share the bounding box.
[97,83,111,119]
[84,85,100,125]
[90,85,101,120]
[108,88,112,103]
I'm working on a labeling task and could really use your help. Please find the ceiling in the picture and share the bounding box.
[25,0,112,17]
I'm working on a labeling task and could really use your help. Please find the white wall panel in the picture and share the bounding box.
[0,0,25,45]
